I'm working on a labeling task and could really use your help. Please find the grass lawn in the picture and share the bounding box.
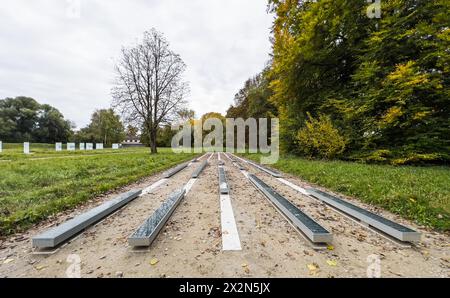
[0,147,197,235]
[0,143,152,161]
[243,154,450,231]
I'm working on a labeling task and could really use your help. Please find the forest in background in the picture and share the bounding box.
[227,0,450,165]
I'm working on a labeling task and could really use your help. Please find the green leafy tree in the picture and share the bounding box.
[0,96,73,142]
[267,0,450,163]
[76,109,125,145]
[348,0,450,163]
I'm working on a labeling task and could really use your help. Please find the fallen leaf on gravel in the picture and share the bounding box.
[150,258,159,266]
[35,265,47,271]
[3,258,14,264]
[327,245,335,251]
[307,263,318,271]
[307,264,320,276]
[241,263,248,267]
[326,260,338,267]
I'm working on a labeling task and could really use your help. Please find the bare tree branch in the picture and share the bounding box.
[112,29,189,153]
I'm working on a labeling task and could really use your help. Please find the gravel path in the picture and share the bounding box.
[0,154,448,278]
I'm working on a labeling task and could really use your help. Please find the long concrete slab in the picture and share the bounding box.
[163,162,189,178]
[248,174,332,243]
[128,189,186,247]
[307,189,421,242]
[32,189,142,248]
[192,160,208,178]
[218,166,229,194]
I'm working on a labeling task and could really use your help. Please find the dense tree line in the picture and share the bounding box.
[228,0,449,164]
[0,97,73,143]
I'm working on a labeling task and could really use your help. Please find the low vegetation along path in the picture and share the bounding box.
[0,154,448,277]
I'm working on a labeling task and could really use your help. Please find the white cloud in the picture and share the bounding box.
[0,0,274,128]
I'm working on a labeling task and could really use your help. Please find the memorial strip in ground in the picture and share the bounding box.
[248,174,332,244]
[192,160,208,178]
[128,189,186,247]
[32,189,142,249]
[218,166,229,194]
[163,162,189,178]
[307,188,421,242]
[232,154,282,178]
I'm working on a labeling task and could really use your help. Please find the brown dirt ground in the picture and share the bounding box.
[0,154,449,278]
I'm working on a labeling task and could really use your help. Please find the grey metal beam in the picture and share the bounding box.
[192,160,208,178]
[248,174,332,243]
[32,189,142,248]
[163,162,189,178]
[307,189,421,242]
[128,189,186,247]
[218,166,230,194]
[233,155,282,178]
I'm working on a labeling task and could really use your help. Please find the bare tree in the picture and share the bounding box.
[112,29,189,154]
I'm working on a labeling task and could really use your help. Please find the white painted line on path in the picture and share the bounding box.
[141,179,168,196]
[220,194,242,251]
[277,178,310,196]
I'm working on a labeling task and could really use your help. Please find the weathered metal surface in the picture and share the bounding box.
[192,160,208,178]
[308,189,421,242]
[218,167,229,194]
[163,162,189,178]
[128,189,186,247]
[248,174,332,243]
[233,155,282,178]
[32,190,142,248]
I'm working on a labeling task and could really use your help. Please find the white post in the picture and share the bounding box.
[67,143,76,151]
[0,141,2,153]
[86,143,93,150]
[79,143,85,150]
[56,142,62,151]
[24,142,30,154]
[96,143,104,150]
[112,144,119,150]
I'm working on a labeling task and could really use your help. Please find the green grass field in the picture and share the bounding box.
[0,143,150,161]
[242,154,450,231]
[0,146,197,235]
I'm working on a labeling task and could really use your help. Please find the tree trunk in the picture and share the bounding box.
[151,127,158,154]
[148,128,158,154]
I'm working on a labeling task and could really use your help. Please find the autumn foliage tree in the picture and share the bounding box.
[265,0,449,163]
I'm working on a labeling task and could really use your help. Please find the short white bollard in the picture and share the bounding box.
[79,143,85,150]
[86,143,93,150]
[67,143,76,151]
[24,142,30,154]
[0,141,2,153]
[96,143,104,150]
[56,142,62,151]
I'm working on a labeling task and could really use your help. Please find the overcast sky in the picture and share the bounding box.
[0,0,274,128]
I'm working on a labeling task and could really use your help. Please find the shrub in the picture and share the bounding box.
[296,113,346,159]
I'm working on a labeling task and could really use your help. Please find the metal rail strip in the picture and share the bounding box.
[163,162,189,178]
[128,189,186,247]
[192,160,208,178]
[307,189,421,242]
[232,154,282,178]
[248,174,332,243]
[32,189,142,248]
[218,166,230,194]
